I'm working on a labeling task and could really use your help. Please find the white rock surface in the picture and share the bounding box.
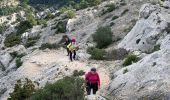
[108,3,170,99]
[118,3,170,52]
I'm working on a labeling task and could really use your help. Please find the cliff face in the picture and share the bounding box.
[108,1,170,99]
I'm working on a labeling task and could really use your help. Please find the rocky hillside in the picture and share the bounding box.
[0,0,170,100]
[0,0,19,7]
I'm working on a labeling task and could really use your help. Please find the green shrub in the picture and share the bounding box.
[67,10,76,19]
[110,22,115,26]
[37,19,47,27]
[26,10,37,26]
[165,26,170,33]
[8,78,36,100]
[30,76,85,100]
[45,13,55,20]
[152,44,160,52]
[123,54,139,66]
[16,21,33,34]
[123,68,128,74]
[0,25,7,34]
[121,9,129,16]
[39,43,60,50]
[106,3,117,12]
[93,27,113,48]
[0,7,21,16]
[4,33,21,47]
[112,15,119,20]
[87,47,106,60]
[88,0,102,6]
[55,21,67,34]
[73,70,85,77]
[10,52,25,58]
[25,36,40,48]
[16,58,23,68]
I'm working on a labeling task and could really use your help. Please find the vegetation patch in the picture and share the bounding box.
[93,26,113,48]
[112,15,119,20]
[16,58,23,68]
[4,33,21,47]
[123,54,139,66]
[87,47,106,60]
[152,44,160,52]
[45,12,55,20]
[123,68,128,74]
[105,3,117,12]
[121,9,129,16]
[66,10,76,19]
[55,21,67,34]
[73,70,85,77]
[30,76,85,100]
[0,6,21,16]
[25,35,40,48]
[0,25,7,34]
[39,43,60,50]
[16,21,33,34]
[8,78,36,100]
[10,52,25,59]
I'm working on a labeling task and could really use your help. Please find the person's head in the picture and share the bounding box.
[63,35,69,41]
[71,39,76,44]
[91,67,97,74]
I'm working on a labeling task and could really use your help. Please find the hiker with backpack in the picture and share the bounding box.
[85,68,100,95]
[67,38,77,61]
[64,36,71,56]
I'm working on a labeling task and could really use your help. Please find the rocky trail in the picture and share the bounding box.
[0,48,111,100]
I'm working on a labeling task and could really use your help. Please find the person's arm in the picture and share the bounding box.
[85,73,89,82]
[97,73,100,88]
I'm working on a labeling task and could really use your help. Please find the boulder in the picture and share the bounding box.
[118,3,170,53]
[163,0,170,9]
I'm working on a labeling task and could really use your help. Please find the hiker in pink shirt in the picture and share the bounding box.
[85,68,100,95]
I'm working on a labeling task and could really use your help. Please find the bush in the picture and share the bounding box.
[73,70,85,77]
[87,47,106,60]
[88,0,102,6]
[39,43,60,50]
[0,7,21,16]
[16,58,23,68]
[123,54,139,66]
[45,13,55,20]
[8,78,36,100]
[0,25,7,34]
[67,10,76,19]
[112,15,119,20]
[30,76,85,100]
[105,48,128,60]
[4,33,21,47]
[16,21,33,34]
[110,22,115,26]
[152,44,160,52]
[55,21,67,34]
[106,3,117,12]
[26,10,37,26]
[10,52,25,58]
[37,19,47,27]
[93,27,113,48]
[165,25,170,34]
[25,36,40,48]
[121,9,129,16]
[123,68,128,74]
